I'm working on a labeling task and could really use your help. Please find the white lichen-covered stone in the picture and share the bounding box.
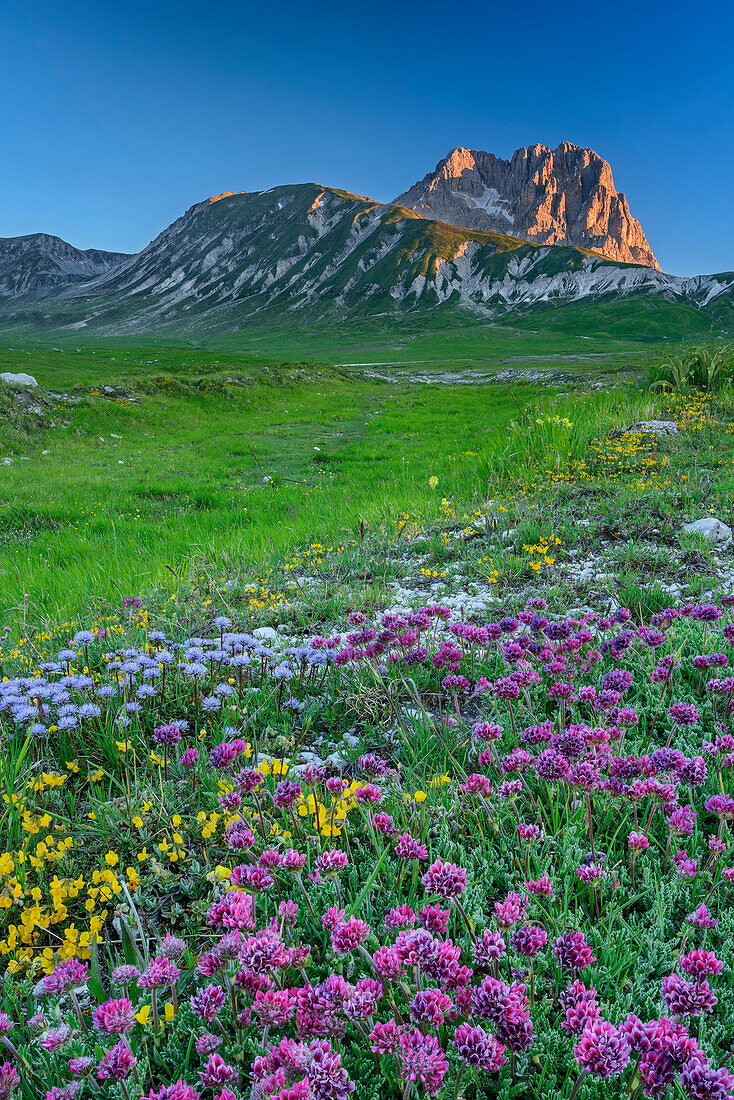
[0,372,37,388]
[625,421,679,436]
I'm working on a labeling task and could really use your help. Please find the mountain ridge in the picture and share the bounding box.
[0,183,731,339]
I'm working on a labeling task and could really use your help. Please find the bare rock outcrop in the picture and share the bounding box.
[393,142,659,269]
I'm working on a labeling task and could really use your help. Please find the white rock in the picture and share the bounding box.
[626,420,679,436]
[42,450,50,455]
[682,517,733,546]
[0,372,37,388]
[253,626,278,641]
[325,751,348,769]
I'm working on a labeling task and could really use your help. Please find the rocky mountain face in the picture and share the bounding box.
[393,143,660,270]
[0,234,130,298]
[0,185,730,337]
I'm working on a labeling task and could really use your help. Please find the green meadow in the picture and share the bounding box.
[1,335,733,631]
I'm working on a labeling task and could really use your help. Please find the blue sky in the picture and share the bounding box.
[2,0,732,275]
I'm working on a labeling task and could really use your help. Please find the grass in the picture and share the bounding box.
[2,341,734,633]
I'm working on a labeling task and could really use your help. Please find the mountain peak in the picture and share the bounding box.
[394,142,659,269]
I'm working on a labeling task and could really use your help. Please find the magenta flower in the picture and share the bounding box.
[385,905,416,930]
[0,1064,19,1096]
[679,949,724,979]
[410,987,453,1028]
[668,702,699,726]
[397,1029,449,1094]
[144,1082,198,1100]
[69,1057,93,1078]
[39,1025,72,1052]
[97,1040,137,1082]
[138,955,181,989]
[190,984,227,1022]
[687,903,718,928]
[198,1053,237,1088]
[418,904,450,936]
[574,1019,631,1077]
[661,974,718,1016]
[395,834,428,862]
[331,917,371,954]
[473,929,506,967]
[511,924,548,958]
[372,946,406,982]
[153,724,180,746]
[372,812,395,835]
[42,957,89,995]
[523,874,554,897]
[160,933,186,958]
[553,930,596,972]
[680,1057,734,1100]
[369,1018,402,1053]
[316,849,349,876]
[666,803,697,835]
[576,862,606,884]
[704,795,734,819]
[452,1023,507,1070]
[421,859,467,900]
[93,997,135,1034]
[196,1033,222,1054]
[207,891,255,930]
[273,780,303,808]
[494,892,527,928]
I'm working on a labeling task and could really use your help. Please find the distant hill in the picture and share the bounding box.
[394,142,659,269]
[0,233,130,298]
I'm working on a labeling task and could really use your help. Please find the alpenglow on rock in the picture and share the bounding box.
[393,142,660,269]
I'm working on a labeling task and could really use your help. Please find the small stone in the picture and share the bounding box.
[253,626,278,641]
[625,420,679,436]
[0,372,37,388]
[682,517,732,546]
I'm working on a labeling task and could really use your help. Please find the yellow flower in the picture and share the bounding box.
[135,1004,151,1025]
[116,741,130,753]
[428,476,439,489]
[104,852,119,867]
[89,770,104,782]
[164,1002,175,1022]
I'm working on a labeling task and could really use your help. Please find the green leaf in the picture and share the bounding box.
[88,933,106,1002]
[120,915,142,967]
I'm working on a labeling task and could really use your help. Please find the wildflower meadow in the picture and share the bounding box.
[2,347,734,1099]
[1,591,733,1100]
